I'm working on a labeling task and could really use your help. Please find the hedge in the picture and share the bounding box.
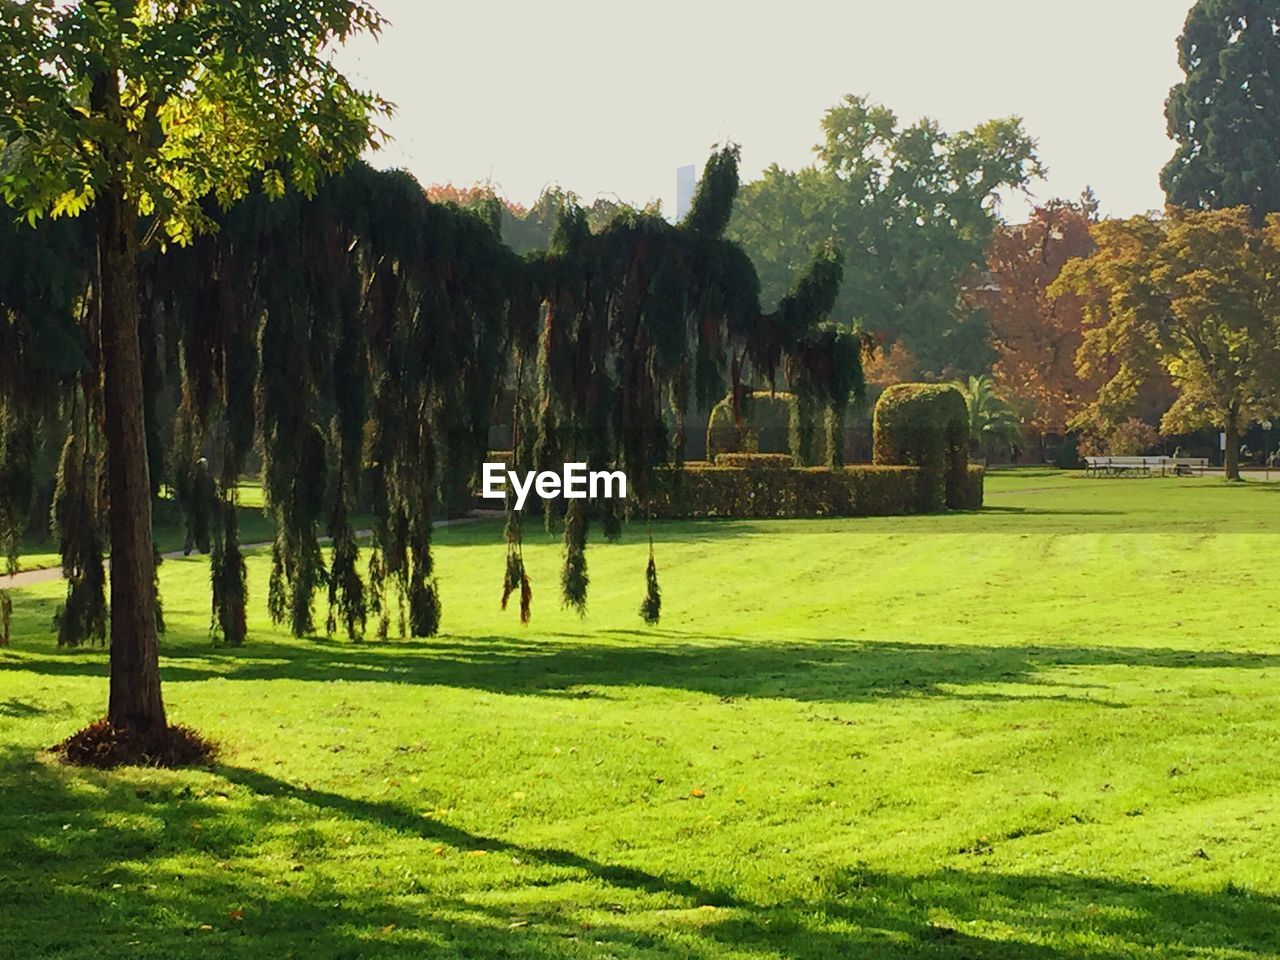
[705,391,800,462]
[478,451,984,518]
[713,452,794,470]
[645,464,928,519]
[960,463,984,511]
[873,383,970,512]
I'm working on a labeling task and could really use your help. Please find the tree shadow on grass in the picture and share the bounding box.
[8,627,1278,708]
[3,748,1278,959]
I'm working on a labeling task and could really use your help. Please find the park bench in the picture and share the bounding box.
[1168,456,1210,476]
[1084,456,1172,477]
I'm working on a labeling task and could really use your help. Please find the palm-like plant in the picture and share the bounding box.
[956,375,1022,462]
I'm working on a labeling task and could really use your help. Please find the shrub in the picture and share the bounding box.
[1079,418,1161,457]
[645,464,922,519]
[713,452,793,470]
[959,464,985,510]
[706,392,794,461]
[873,383,970,511]
[1050,434,1085,469]
[705,390,839,466]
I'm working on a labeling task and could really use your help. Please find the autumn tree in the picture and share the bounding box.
[977,197,1101,434]
[1163,0,1280,221]
[0,0,387,757]
[730,95,1042,375]
[1052,207,1280,481]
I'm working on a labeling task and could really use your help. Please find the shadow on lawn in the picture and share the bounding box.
[9,626,1279,707]
[2,748,1277,959]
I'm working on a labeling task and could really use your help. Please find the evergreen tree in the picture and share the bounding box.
[1163,0,1280,220]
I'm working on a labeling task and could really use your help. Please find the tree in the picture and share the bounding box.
[976,197,1102,435]
[954,374,1022,462]
[506,147,861,621]
[730,95,1042,375]
[1162,0,1280,221]
[0,0,387,752]
[1052,207,1280,481]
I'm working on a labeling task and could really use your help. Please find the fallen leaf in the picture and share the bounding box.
[690,788,705,798]
[227,909,244,922]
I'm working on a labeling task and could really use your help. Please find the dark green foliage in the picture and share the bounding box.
[0,214,95,606]
[171,405,216,555]
[517,148,856,622]
[52,421,106,648]
[683,145,740,237]
[0,404,36,572]
[152,548,166,637]
[959,464,986,511]
[645,464,928,518]
[639,551,661,625]
[1163,0,1280,220]
[714,453,795,470]
[706,391,796,461]
[211,499,248,646]
[560,497,588,616]
[1052,434,1085,471]
[873,384,971,512]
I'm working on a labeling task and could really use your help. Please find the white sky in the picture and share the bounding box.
[335,0,1191,220]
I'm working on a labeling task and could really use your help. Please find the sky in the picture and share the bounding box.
[334,1,1192,221]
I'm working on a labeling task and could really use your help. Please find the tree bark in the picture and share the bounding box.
[94,73,166,733]
[1224,405,1241,482]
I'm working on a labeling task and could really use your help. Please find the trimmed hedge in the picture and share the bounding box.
[478,450,985,518]
[646,464,925,519]
[873,383,970,512]
[706,391,799,461]
[714,452,794,470]
[960,464,984,510]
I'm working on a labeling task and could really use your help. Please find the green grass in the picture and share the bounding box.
[3,471,1280,958]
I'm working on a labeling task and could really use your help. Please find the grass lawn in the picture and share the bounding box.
[3,471,1280,958]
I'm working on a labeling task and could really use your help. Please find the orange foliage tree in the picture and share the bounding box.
[976,197,1101,434]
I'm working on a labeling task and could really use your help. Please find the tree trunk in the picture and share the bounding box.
[95,73,166,733]
[1224,406,1241,482]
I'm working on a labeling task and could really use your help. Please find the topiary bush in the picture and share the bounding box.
[873,383,971,512]
[647,464,922,518]
[713,452,794,470]
[706,391,800,462]
[959,464,985,510]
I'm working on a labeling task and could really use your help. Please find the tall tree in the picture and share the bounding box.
[1052,207,1280,481]
[954,374,1022,462]
[508,147,860,622]
[730,95,1042,375]
[1163,0,1280,221]
[977,196,1102,434]
[0,0,387,750]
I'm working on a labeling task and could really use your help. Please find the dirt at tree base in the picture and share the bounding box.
[52,719,216,769]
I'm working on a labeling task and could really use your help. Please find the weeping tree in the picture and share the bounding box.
[147,163,529,646]
[0,215,95,648]
[505,147,862,625]
[0,0,388,759]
